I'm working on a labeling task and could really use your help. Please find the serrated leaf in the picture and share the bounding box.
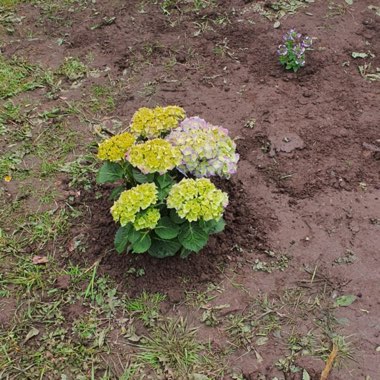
[156,173,174,189]
[169,209,185,224]
[131,232,151,254]
[154,217,180,239]
[96,161,124,183]
[109,185,124,200]
[334,294,357,307]
[132,168,154,184]
[129,228,142,244]
[178,223,208,253]
[156,174,174,200]
[200,218,225,234]
[148,238,181,258]
[211,218,225,234]
[114,224,132,253]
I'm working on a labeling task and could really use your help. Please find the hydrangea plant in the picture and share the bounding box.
[166,117,239,178]
[96,105,238,258]
[277,29,312,72]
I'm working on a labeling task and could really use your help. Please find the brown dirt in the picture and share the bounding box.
[0,297,17,328]
[64,178,267,301]
[3,0,380,378]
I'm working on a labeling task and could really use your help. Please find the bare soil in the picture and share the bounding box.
[2,0,379,378]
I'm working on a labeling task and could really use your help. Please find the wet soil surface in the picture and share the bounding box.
[3,0,380,378]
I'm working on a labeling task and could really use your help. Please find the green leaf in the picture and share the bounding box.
[132,168,154,184]
[96,161,124,184]
[114,224,132,253]
[154,217,180,239]
[345,0,353,5]
[169,209,185,224]
[156,173,174,189]
[180,248,193,259]
[334,295,357,307]
[351,52,368,59]
[178,223,208,253]
[109,185,124,200]
[200,218,225,234]
[129,228,143,244]
[148,238,181,258]
[156,174,174,200]
[131,232,151,254]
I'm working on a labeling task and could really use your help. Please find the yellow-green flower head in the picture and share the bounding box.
[167,178,228,222]
[133,207,161,231]
[97,132,136,162]
[111,183,158,226]
[127,139,182,174]
[130,106,186,139]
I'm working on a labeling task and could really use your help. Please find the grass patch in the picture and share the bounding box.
[146,0,216,16]
[0,150,26,179]
[59,57,88,81]
[138,317,221,377]
[88,85,116,114]
[224,274,354,373]
[16,208,70,248]
[0,56,43,99]
[0,3,23,34]
[4,254,47,293]
[59,154,98,190]
[0,0,21,7]
[245,0,311,20]
[124,291,166,327]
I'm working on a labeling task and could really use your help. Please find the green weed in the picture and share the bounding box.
[89,85,116,114]
[0,56,43,99]
[17,208,69,247]
[0,149,27,179]
[59,154,98,190]
[5,255,46,293]
[59,57,87,81]
[154,0,215,15]
[0,101,22,134]
[137,318,204,376]
[124,291,166,327]
[0,0,21,7]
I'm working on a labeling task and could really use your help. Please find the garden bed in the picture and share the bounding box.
[1,0,379,379]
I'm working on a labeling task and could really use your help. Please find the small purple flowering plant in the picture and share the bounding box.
[277,29,312,72]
